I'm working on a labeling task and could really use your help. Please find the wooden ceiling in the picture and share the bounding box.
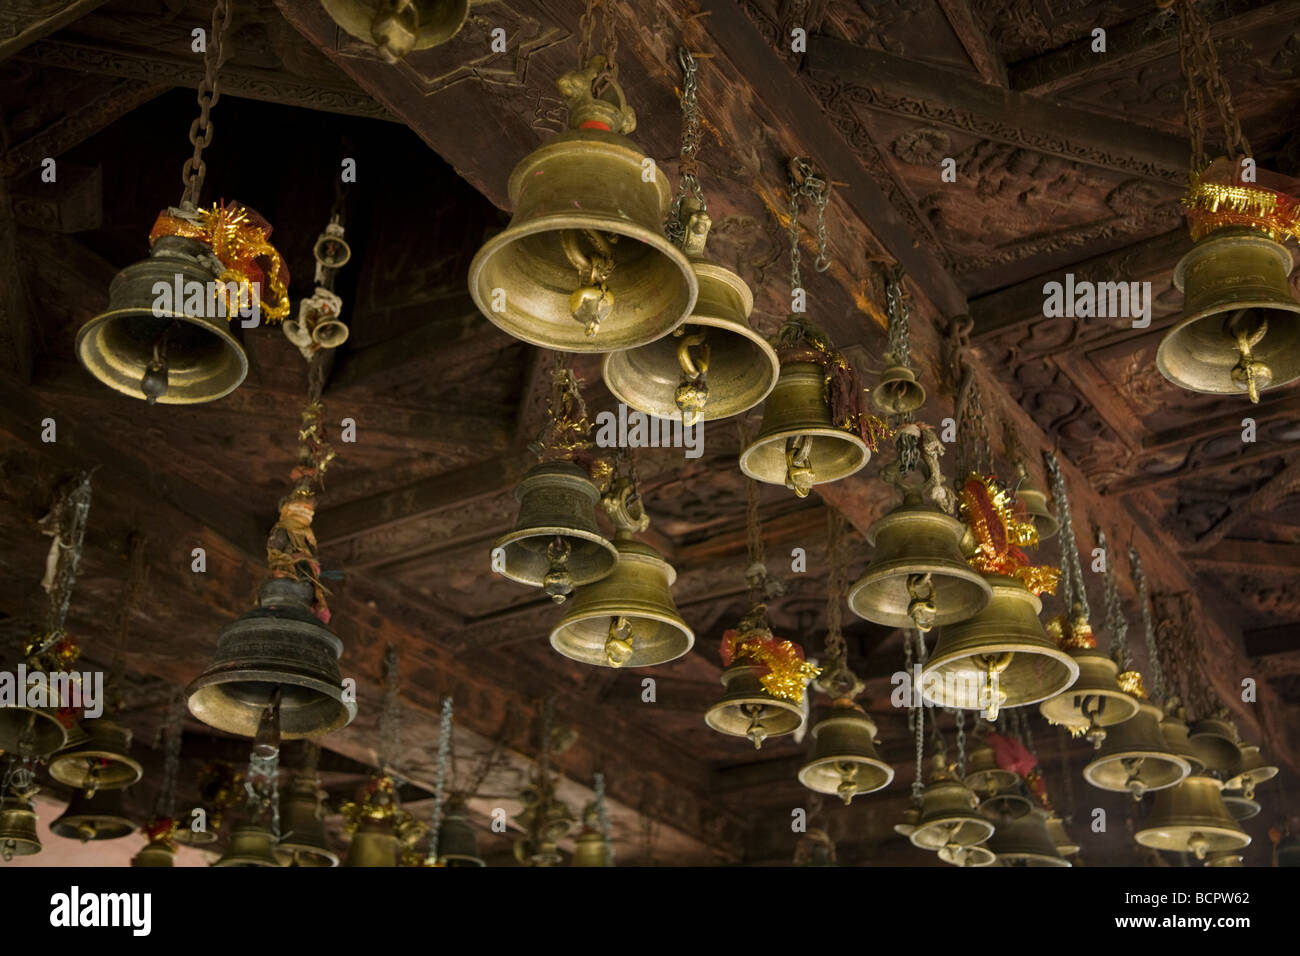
[1,0,1297,866]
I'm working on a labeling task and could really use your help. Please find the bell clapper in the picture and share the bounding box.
[83,760,100,799]
[834,761,859,805]
[253,686,282,759]
[1122,757,1148,800]
[1227,311,1271,404]
[543,537,575,604]
[977,652,1012,720]
[1189,832,1210,860]
[674,328,710,426]
[604,616,635,667]
[562,229,617,336]
[141,320,178,405]
[784,434,815,497]
[905,573,937,632]
[741,702,768,750]
[1083,696,1108,749]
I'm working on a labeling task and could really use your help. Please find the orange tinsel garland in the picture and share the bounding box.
[720,621,820,704]
[959,475,1060,596]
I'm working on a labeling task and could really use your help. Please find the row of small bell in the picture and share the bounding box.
[1083,699,1191,798]
[796,703,893,804]
[1158,228,1300,403]
[50,788,134,842]
[187,577,356,740]
[321,0,469,62]
[1134,773,1250,860]
[0,795,41,861]
[49,719,143,796]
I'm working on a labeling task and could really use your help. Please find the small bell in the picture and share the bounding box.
[987,806,1071,867]
[213,822,282,867]
[1188,715,1244,778]
[187,578,357,739]
[1159,710,1205,774]
[0,795,41,861]
[797,704,893,804]
[977,787,1034,821]
[871,364,926,416]
[50,788,135,842]
[131,837,177,867]
[938,842,997,867]
[344,816,400,868]
[1013,463,1058,542]
[1135,774,1250,860]
[1157,228,1300,403]
[1044,812,1079,857]
[469,59,696,351]
[922,575,1079,717]
[848,493,992,632]
[909,755,994,853]
[738,362,869,497]
[705,663,804,750]
[492,461,618,604]
[275,772,338,867]
[1083,700,1191,798]
[571,805,612,868]
[1224,744,1277,800]
[962,742,1020,801]
[1038,618,1139,746]
[0,696,68,759]
[48,719,143,796]
[75,235,249,404]
[319,0,469,62]
[1220,790,1261,821]
[436,798,485,867]
[1204,849,1245,867]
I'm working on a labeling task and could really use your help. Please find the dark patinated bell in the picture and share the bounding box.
[48,719,143,796]
[1135,774,1250,860]
[705,662,803,750]
[275,772,338,867]
[213,822,282,867]
[0,695,68,759]
[871,364,926,416]
[187,578,356,739]
[319,0,469,62]
[75,236,248,405]
[988,807,1071,867]
[0,795,41,861]
[50,788,135,842]
[437,798,485,867]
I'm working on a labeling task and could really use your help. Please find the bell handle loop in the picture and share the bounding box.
[785,434,815,498]
[676,330,709,377]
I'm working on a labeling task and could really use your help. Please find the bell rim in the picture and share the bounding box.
[1037,654,1140,728]
[1134,823,1251,853]
[921,637,1080,710]
[796,756,895,796]
[318,0,471,51]
[273,842,340,867]
[173,827,220,846]
[1082,750,1192,793]
[1220,793,1262,820]
[0,707,70,757]
[50,812,136,842]
[977,793,1034,818]
[74,306,249,405]
[48,750,144,790]
[704,696,803,738]
[939,843,998,866]
[847,562,993,629]
[993,851,1072,867]
[738,426,870,486]
[549,611,694,669]
[492,527,618,588]
[963,767,1021,795]
[909,814,995,849]
[186,669,358,739]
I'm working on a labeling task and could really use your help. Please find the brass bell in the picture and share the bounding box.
[437,798,485,867]
[469,59,696,351]
[1135,774,1250,860]
[0,794,41,861]
[1157,228,1300,403]
[922,575,1079,718]
[738,362,869,497]
[962,742,1020,801]
[550,531,692,668]
[1083,699,1191,798]
[319,0,469,62]
[1225,744,1277,799]
[344,818,399,868]
[797,704,893,804]
[1044,812,1079,857]
[939,842,997,867]
[187,578,357,739]
[978,788,1034,820]
[1204,849,1245,867]
[602,257,778,425]
[311,315,350,350]
[0,696,68,758]
[1160,711,1205,773]
[48,719,143,796]
[131,837,177,867]
[1038,637,1139,746]
[848,494,992,632]
[909,755,994,853]
[1188,716,1243,778]
[987,806,1071,867]
[1013,463,1058,542]
[493,461,618,604]
[275,772,337,867]
[213,822,282,867]
[1220,790,1261,821]
[75,235,248,404]
[705,663,804,750]
[871,364,926,416]
[50,788,134,842]
[571,826,612,867]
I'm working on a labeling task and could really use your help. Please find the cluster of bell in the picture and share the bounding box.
[187,577,356,740]
[75,228,248,405]
[49,719,143,797]
[469,57,697,352]
[907,754,994,866]
[320,0,469,62]
[276,771,337,866]
[1157,227,1300,403]
[603,204,778,426]
[51,788,135,843]
[797,699,893,805]
[1038,612,1137,746]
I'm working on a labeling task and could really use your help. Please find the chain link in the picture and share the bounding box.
[821,510,849,689]
[788,158,831,300]
[952,707,967,778]
[576,0,618,89]
[1129,546,1165,702]
[910,630,928,800]
[1097,528,1130,668]
[181,0,233,206]
[665,48,706,244]
[593,770,615,864]
[1045,451,1088,620]
[945,317,991,480]
[884,265,922,476]
[1173,0,1250,173]
[39,471,95,643]
[378,645,401,776]
[425,695,454,864]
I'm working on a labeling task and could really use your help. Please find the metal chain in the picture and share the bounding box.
[946,318,991,480]
[1173,0,1250,172]
[788,158,831,300]
[180,0,234,206]
[665,48,706,244]
[1097,528,1130,667]
[1045,451,1088,619]
[953,708,966,778]
[885,265,921,475]
[743,467,767,607]
[154,686,187,821]
[576,0,617,86]
[593,771,614,865]
[40,471,95,642]
[822,510,847,680]
[425,696,454,864]
[109,533,147,715]
[377,645,401,776]
[910,630,928,800]
[1129,546,1166,702]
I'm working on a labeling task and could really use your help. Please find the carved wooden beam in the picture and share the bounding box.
[934,0,1008,88]
[0,179,35,383]
[1183,539,1300,574]
[1188,455,1300,551]
[0,0,107,62]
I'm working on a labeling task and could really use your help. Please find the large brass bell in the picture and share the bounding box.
[75,235,248,404]
[987,806,1070,867]
[1135,774,1250,860]
[848,493,992,632]
[909,755,994,853]
[319,0,469,62]
[602,234,778,424]
[1157,228,1300,403]
[797,704,893,804]
[1045,812,1079,857]
[0,695,68,758]
[550,529,692,668]
[1083,699,1191,798]
[1188,715,1243,777]
[922,575,1079,718]
[275,772,337,867]
[50,788,134,842]
[187,578,356,739]
[871,364,926,416]
[469,59,696,351]
[1038,626,1139,745]
[213,822,282,867]
[493,461,618,604]
[705,663,804,750]
[48,719,143,795]
[0,795,41,861]
[1225,743,1277,799]
[437,798,485,867]
[738,362,869,497]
